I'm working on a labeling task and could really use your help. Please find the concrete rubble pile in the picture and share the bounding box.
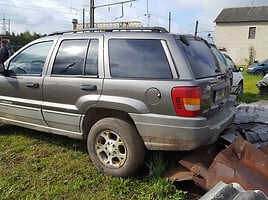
[200,182,268,200]
[223,100,268,148]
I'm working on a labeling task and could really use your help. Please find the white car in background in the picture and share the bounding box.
[223,54,244,96]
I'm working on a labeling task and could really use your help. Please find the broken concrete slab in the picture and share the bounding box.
[221,100,268,147]
[233,100,268,124]
[251,125,268,141]
[200,181,268,200]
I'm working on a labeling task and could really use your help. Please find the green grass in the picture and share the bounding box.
[0,125,186,200]
[237,68,268,103]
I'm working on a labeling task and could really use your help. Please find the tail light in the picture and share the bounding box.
[171,86,201,117]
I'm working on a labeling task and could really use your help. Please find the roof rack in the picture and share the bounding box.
[48,27,169,36]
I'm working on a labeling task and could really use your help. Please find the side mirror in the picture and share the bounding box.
[0,63,5,73]
[239,67,244,72]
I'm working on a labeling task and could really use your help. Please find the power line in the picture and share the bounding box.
[0,3,76,15]
[89,0,138,28]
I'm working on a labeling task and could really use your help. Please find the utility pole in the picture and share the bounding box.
[168,12,172,32]
[145,0,150,27]
[89,0,138,28]
[194,20,199,37]
[70,6,87,29]
[83,8,85,29]
[90,0,94,28]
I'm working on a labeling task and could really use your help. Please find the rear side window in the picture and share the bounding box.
[52,39,98,76]
[109,39,172,79]
[177,39,222,79]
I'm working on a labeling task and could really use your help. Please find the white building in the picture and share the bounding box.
[214,6,268,65]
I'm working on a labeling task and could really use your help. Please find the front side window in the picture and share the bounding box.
[109,39,172,79]
[263,59,268,65]
[248,27,256,39]
[8,41,53,75]
[52,39,99,76]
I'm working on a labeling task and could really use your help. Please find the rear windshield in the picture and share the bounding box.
[177,38,223,79]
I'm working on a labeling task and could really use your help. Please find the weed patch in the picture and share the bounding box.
[237,70,268,103]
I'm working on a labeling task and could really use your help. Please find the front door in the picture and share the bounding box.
[0,41,54,126]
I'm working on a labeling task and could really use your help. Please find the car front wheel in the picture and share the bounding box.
[87,117,145,177]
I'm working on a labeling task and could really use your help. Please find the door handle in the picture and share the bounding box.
[26,82,39,88]
[80,85,97,91]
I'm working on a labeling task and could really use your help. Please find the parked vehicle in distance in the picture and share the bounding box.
[247,59,268,76]
[223,54,244,96]
[209,44,233,88]
[0,27,235,177]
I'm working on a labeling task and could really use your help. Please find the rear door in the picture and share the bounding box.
[0,40,54,126]
[42,35,103,133]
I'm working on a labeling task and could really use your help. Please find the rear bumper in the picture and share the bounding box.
[130,105,235,151]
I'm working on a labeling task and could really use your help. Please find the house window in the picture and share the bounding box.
[248,27,256,39]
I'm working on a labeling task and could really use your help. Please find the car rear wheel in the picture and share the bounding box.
[87,117,145,177]
[255,70,265,76]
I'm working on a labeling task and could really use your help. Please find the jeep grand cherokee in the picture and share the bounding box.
[0,27,234,177]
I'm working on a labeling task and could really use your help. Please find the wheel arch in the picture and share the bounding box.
[81,108,136,140]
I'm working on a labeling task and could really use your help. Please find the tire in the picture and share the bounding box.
[255,70,265,76]
[235,82,243,96]
[87,117,145,177]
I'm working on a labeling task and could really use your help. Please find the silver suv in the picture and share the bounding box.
[0,27,234,177]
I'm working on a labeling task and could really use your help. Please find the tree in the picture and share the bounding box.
[2,31,44,52]
[247,45,256,66]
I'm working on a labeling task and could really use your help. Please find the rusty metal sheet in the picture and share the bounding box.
[206,136,268,195]
[178,145,218,170]
[260,145,268,154]
[166,144,218,189]
[165,165,193,181]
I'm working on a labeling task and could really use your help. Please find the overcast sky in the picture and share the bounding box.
[1,0,268,38]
